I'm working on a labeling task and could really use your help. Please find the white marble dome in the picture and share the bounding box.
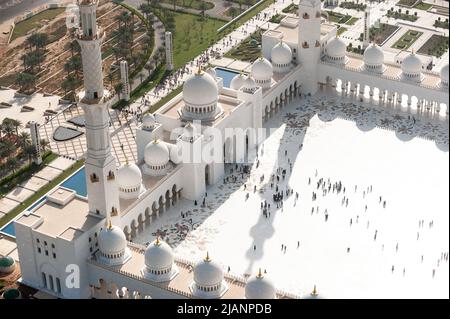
[230,73,247,90]
[142,114,156,129]
[98,223,127,258]
[144,238,174,271]
[245,270,276,299]
[364,43,384,72]
[242,76,257,92]
[183,71,218,108]
[251,57,273,88]
[193,253,224,288]
[144,139,169,168]
[440,63,449,86]
[117,161,142,189]
[271,41,292,67]
[326,37,346,59]
[402,52,422,77]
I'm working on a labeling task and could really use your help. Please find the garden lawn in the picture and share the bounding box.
[11,8,65,41]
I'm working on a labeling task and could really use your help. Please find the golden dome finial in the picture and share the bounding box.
[204,251,211,262]
[155,236,161,246]
[311,285,318,296]
[107,219,112,229]
[153,137,159,144]
[257,268,263,278]
[197,65,202,75]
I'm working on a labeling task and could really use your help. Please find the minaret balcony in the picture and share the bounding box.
[76,28,105,42]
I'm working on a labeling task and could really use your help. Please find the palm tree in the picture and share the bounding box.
[6,157,20,174]
[0,139,17,159]
[10,119,22,137]
[23,144,36,165]
[16,73,36,93]
[39,138,50,153]
[18,131,30,149]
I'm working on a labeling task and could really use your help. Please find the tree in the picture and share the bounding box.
[40,138,50,153]
[16,73,36,93]
[0,139,17,159]
[23,144,36,165]
[6,157,20,174]
[18,131,31,149]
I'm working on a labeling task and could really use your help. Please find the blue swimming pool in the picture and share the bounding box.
[215,67,239,88]
[0,167,87,237]
[61,167,87,197]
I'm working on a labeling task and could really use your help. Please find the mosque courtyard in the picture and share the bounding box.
[132,91,448,299]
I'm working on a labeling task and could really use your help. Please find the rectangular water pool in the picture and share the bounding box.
[215,67,239,88]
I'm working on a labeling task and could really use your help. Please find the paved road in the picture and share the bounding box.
[0,0,58,23]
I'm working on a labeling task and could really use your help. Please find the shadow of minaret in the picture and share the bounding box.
[243,92,318,276]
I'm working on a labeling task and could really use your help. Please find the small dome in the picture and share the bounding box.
[402,52,422,76]
[326,37,346,59]
[117,161,142,189]
[271,41,292,66]
[142,114,156,129]
[230,73,247,90]
[98,223,127,257]
[183,71,218,108]
[242,76,257,92]
[193,253,224,287]
[0,256,15,268]
[251,57,273,81]
[364,43,384,67]
[206,67,216,79]
[144,238,174,271]
[245,270,276,299]
[144,139,170,167]
[440,63,449,85]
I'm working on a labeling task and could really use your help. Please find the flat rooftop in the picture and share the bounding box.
[268,21,336,45]
[17,196,100,239]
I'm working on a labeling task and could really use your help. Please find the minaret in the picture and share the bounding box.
[298,0,322,95]
[165,31,174,71]
[363,5,371,49]
[76,0,120,220]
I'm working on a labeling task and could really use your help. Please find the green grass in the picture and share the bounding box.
[346,17,359,25]
[171,12,225,69]
[414,2,433,10]
[392,29,423,50]
[434,20,449,29]
[0,159,84,228]
[269,13,285,24]
[220,0,274,33]
[0,73,18,87]
[396,0,418,7]
[225,30,262,62]
[148,86,183,114]
[337,26,348,36]
[11,8,65,41]
[282,3,298,14]
[326,11,352,24]
[386,10,419,22]
[0,152,57,196]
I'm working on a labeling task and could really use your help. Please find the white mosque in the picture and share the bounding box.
[12,0,448,299]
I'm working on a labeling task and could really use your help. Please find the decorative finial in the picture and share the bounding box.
[411,48,415,55]
[153,137,159,144]
[155,236,161,246]
[197,65,202,75]
[257,268,264,278]
[107,219,112,230]
[311,285,318,296]
[204,251,211,262]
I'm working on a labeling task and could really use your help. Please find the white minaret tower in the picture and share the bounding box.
[363,6,371,49]
[165,31,174,71]
[120,60,130,101]
[29,121,42,165]
[298,0,322,95]
[76,0,120,220]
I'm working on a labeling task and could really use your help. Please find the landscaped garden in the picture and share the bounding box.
[434,17,449,29]
[337,26,348,36]
[346,17,359,25]
[414,1,433,10]
[339,1,367,11]
[391,29,423,50]
[361,23,399,45]
[282,3,298,14]
[225,6,245,18]
[386,7,419,22]
[269,13,286,23]
[159,0,214,11]
[10,7,66,42]
[225,30,262,62]
[417,34,449,58]
[326,11,352,24]
[396,0,420,7]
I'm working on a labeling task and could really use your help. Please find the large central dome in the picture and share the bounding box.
[183,71,218,109]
